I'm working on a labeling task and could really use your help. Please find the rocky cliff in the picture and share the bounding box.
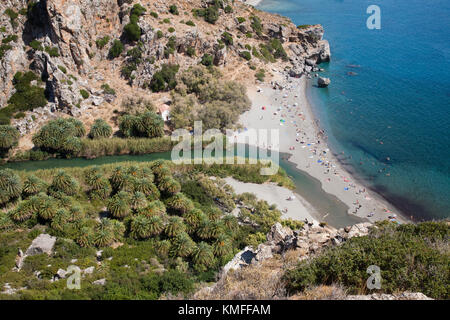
[0,0,330,138]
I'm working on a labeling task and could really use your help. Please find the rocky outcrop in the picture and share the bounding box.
[15,233,57,270]
[222,222,373,274]
[318,77,331,87]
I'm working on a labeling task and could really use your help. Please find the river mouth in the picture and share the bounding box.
[2,145,363,228]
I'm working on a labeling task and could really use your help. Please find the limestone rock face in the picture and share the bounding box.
[25,234,57,256]
[267,222,294,244]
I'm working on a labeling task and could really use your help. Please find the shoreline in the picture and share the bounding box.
[235,73,412,226]
[239,0,263,7]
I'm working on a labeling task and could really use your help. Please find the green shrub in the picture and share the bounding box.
[58,65,67,74]
[168,27,175,33]
[185,20,195,27]
[45,46,59,57]
[149,64,179,92]
[80,89,90,99]
[250,16,263,36]
[7,71,47,113]
[150,12,158,18]
[169,5,179,15]
[255,68,265,81]
[101,83,116,95]
[4,9,19,28]
[96,36,110,49]
[130,3,146,17]
[224,5,233,14]
[186,46,196,57]
[237,17,245,24]
[239,51,251,61]
[162,18,170,24]
[29,40,43,51]
[297,24,312,29]
[2,35,18,44]
[124,22,141,42]
[108,40,124,59]
[221,32,233,46]
[0,44,12,60]
[200,53,213,67]
[156,30,164,39]
[269,39,288,61]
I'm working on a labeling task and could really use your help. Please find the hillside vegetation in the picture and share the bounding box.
[0,160,293,299]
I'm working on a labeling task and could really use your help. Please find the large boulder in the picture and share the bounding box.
[267,223,294,244]
[318,77,331,87]
[25,234,57,256]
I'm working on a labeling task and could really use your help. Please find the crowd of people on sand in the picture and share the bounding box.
[251,77,401,223]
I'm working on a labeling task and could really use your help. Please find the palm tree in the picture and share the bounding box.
[138,200,166,217]
[68,117,86,137]
[93,228,114,247]
[76,226,93,247]
[111,219,125,241]
[170,232,195,258]
[89,178,112,200]
[209,220,224,239]
[126,165,140,177]
[130,191,148,210]
[163,177,181,195]
[153,166,171,184]
[166,193,194,214]
[50,170,79,196]
[141,167,155,182]
[207,207,222,221]
[132,178,160,200]
[107,191,131,218]
[222,214,238,231]
[37,197,58,220]
[89,119,112,139]
[165,216,186,237]
[184,208,206,233]
[22,175,46,197]
[0,125,19,155]
[109,166,129,191]
[148,216,164,236]
[192,242,214,267]
[130,215,152,239]
[0,169,22,205]
[136,112,164,138]
[68,205,84,222]
[51,209,70,231]
[213,234,232,257]
[10,200,34,222]
[156,239,171,257]
[197,219,213,240]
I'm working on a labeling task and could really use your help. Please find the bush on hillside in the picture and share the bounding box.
[284,221,450,299]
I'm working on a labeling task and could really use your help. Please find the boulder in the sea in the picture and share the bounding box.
[318,77,331,87]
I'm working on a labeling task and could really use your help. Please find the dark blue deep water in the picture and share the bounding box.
[258,0,450,220]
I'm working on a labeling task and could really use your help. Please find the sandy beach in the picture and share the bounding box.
[225,177,318,224]
[233,73,410,226]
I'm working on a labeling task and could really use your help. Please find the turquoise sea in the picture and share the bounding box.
[257,0,450,220]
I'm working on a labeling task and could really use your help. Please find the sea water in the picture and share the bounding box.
[257,0,450,220]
